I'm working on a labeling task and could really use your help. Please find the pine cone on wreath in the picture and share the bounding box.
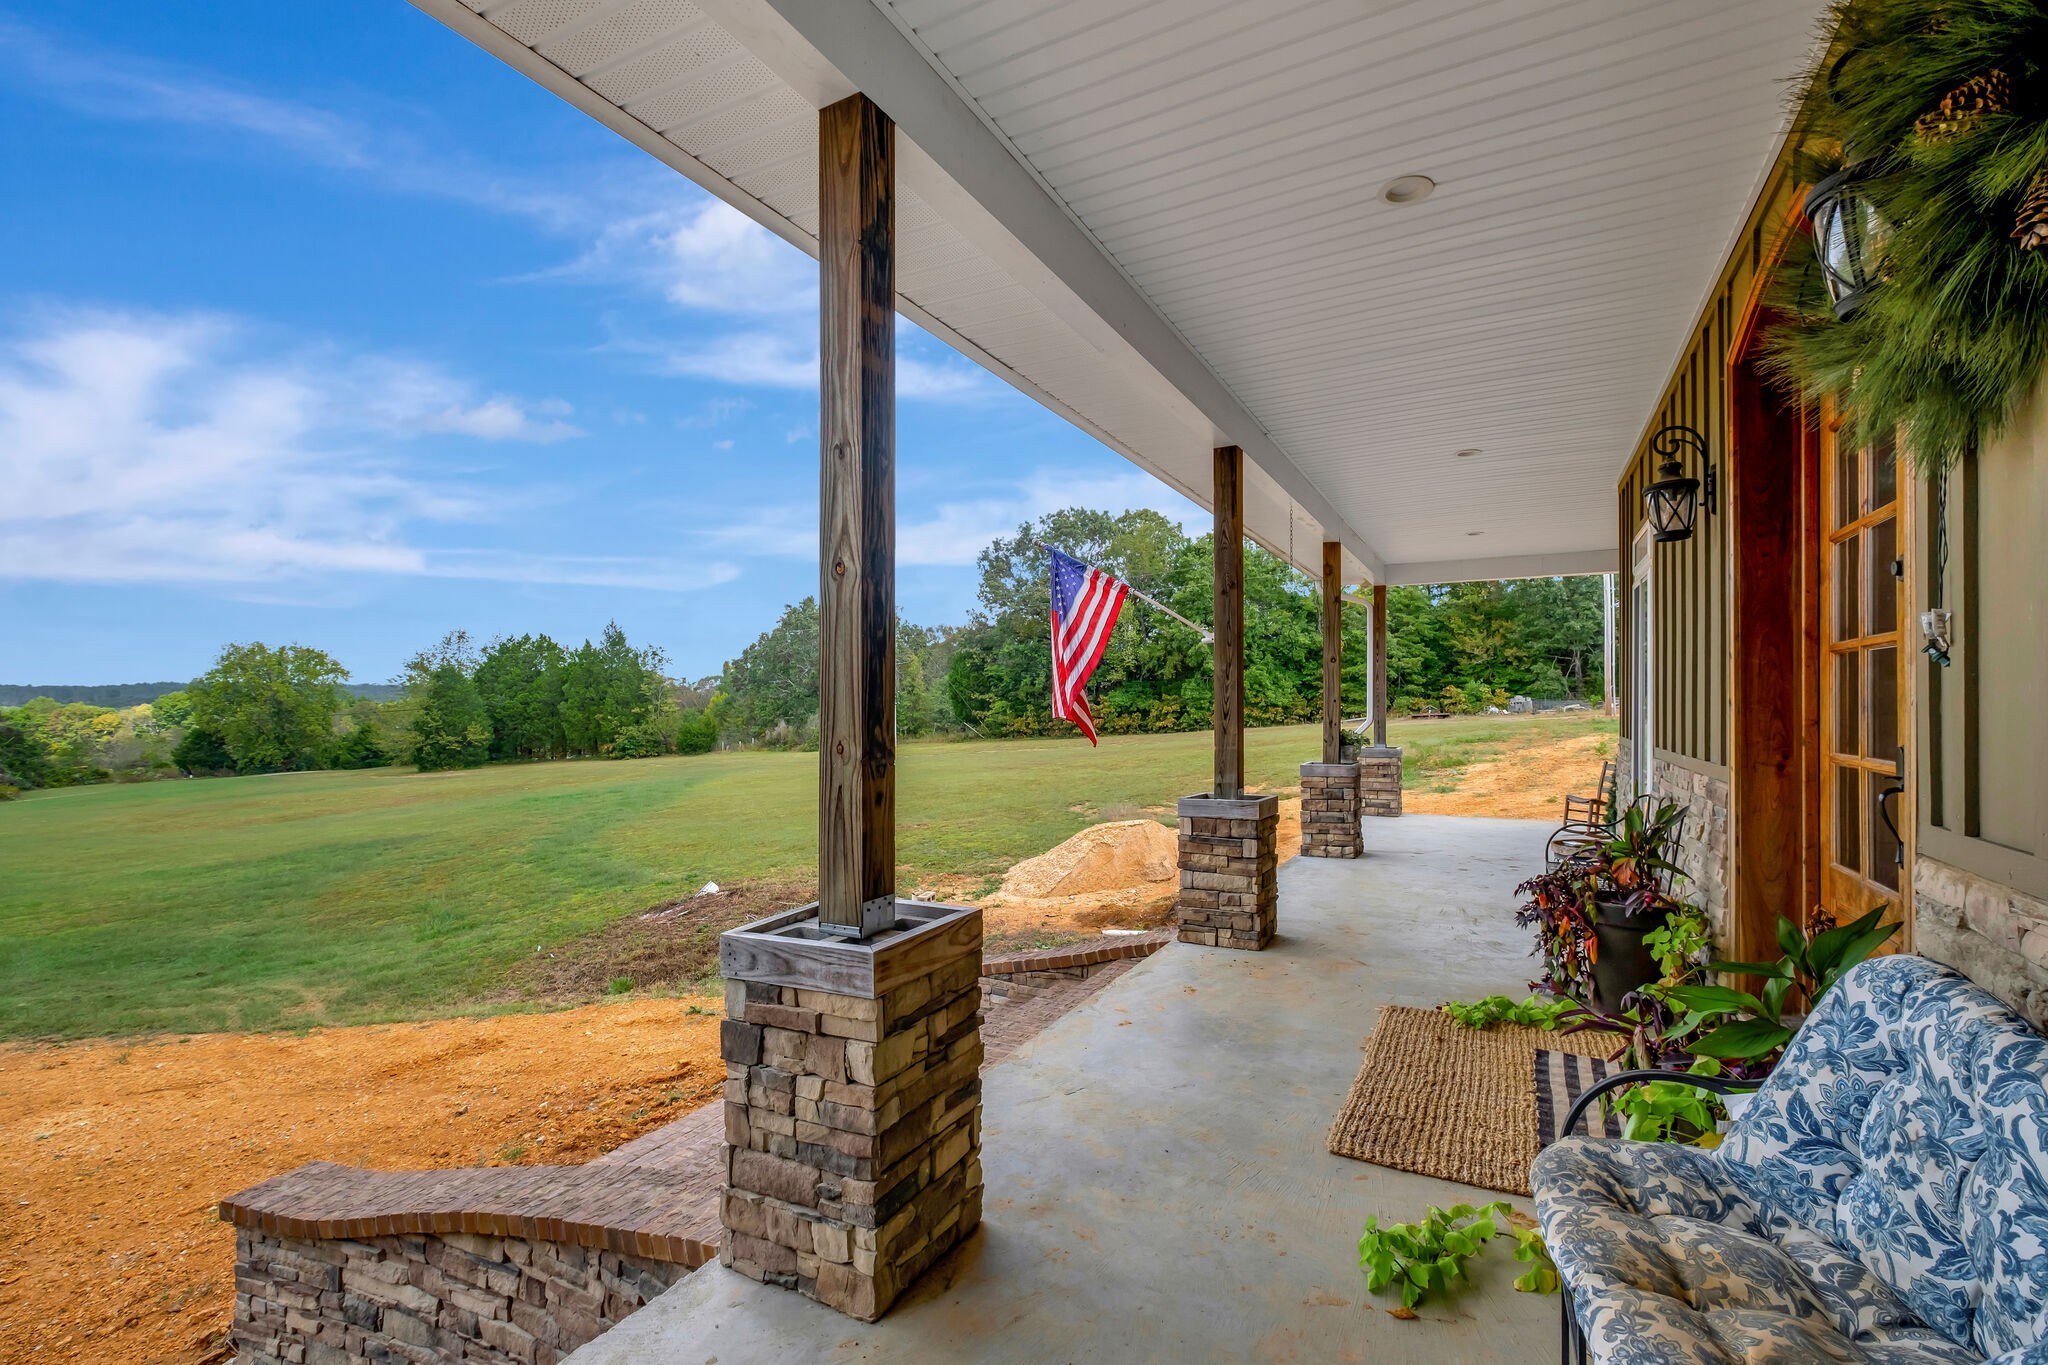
[2016,166,2048,251]
[1913,70,2012,140]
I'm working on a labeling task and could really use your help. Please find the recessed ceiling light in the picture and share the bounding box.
[1381,174,1436,205]
[1454,448,1482,459]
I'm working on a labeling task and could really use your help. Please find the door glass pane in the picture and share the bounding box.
[1834,766,1862,874]
[1868,646,1898,762]
[1834,538,1862,640]
[1869,771,1901,892]
[1836,441,1862,527]
[1871,434,1898,509]
[1835,653,1860,755]
[1868,517,1897,630]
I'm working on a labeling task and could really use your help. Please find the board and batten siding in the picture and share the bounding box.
[1916,382,2048,902]
[1616,161,1805,779]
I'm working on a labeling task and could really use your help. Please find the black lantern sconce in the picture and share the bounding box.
[1643,424,1716,543]
[1804,163,1887,320]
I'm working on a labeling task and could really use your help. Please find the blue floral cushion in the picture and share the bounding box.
[1536,955,2048,1364]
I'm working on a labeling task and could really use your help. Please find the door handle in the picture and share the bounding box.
[1877,745,1905,868]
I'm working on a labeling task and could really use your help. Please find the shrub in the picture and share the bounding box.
[330,725,388,770]
[675,709,718,755]
[171,726,237,776]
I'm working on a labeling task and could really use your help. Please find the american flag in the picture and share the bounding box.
[1047,546,1129,745]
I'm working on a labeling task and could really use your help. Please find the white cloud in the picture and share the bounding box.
[563,200,813,315]
[0,309,716,592]
[656,329,991,400]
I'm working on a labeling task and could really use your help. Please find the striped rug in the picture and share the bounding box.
[1534,1048,1622,1146]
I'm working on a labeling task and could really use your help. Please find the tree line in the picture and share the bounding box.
[0,506,1607,795]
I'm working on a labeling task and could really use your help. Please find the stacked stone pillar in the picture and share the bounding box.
[1176,794,1279,949]
[1358,746,1403,818]
[1298,761,1363,857]
[718,903,983,1321]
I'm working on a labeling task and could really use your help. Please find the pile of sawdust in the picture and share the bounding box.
[0,997,726,1364]
[1000,818,1180,898]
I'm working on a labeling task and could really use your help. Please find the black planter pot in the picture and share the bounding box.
[1590,894,1667,1014]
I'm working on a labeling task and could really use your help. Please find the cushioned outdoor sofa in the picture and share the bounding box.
[1533,955,2048,1365]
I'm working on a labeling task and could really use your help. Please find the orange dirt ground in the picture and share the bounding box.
[0,998,726,1364]
[1406,732,1612,821]
[5,736,1596,1364]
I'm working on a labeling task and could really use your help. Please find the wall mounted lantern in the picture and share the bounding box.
[1643,424,1716,543]
[1804,164,1887,320]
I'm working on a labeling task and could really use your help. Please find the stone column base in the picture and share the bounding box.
[1298,761,1362,857]
[717,902,984,1322]
[1176,793,1279,949]
[1358,747,1403,818]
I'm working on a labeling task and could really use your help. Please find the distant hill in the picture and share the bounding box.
[0,681,402,707]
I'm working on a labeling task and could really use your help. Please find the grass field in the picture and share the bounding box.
[0,714,1613,1040]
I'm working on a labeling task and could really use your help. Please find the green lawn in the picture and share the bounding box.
[0,715,1612,1040]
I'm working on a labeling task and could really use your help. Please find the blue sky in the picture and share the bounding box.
[0,2,1199,685]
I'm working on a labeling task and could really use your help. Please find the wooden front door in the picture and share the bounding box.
[1820,425,1909,922]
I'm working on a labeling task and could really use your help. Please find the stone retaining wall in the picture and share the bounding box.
[232,1227,686,1365]
[1176,793,1279,949]
[1298,762,1362,857]
[719,934,983,1321]
[1357,748,1402,818]
[218,1159,710,1365]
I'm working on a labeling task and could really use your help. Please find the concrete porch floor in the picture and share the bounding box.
[572,814,1561,1364]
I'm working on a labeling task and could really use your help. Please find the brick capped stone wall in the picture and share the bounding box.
[1297,762,1362,857]
[719,940,983,1321]
[231,1226,686,1365]
[1176,793,1279,949]
[1914,855,2048,1031]
[1357,748,1402,818]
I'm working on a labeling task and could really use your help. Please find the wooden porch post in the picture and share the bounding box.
[817,93,896,939]
[1371,583,1389,749]
[1213,446,1245,799]
[1321,540,1344,764]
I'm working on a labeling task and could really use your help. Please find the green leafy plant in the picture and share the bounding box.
[1609,1067,1726,1144]
[607,975,634,995]
[1441,994,1576,1031]
[1643,907,1711,985]
[1358,1202,1559,1309]
[1656,907,1901,1065]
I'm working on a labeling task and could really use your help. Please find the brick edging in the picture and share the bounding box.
[219,1159,716,1268]
[981,930,1172,976]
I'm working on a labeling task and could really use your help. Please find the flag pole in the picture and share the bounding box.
[1036,540,1212,643]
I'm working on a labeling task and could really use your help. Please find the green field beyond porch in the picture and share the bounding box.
[0,715,1612,1040]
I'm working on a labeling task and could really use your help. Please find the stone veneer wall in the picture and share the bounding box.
[719,950,983,1321]
[1913,855,2048,1031]
[1297,762,1362,857]
[1175,793,1279,949]
[1357,749,1402,818]
[1647,757,1730,942]
[232,1227,686,1365]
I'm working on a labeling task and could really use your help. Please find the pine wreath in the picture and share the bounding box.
[1763,0,2048,470]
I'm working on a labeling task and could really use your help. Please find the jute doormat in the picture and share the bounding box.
[1326,1005,1617,1197]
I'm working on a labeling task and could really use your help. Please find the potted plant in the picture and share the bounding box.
[1518,800,1691,1014]
[1581,800,1688,1013]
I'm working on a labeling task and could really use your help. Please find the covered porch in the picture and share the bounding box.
[573,814,1561,1362]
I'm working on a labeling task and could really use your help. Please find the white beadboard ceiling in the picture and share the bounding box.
[415,0,1826,584]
